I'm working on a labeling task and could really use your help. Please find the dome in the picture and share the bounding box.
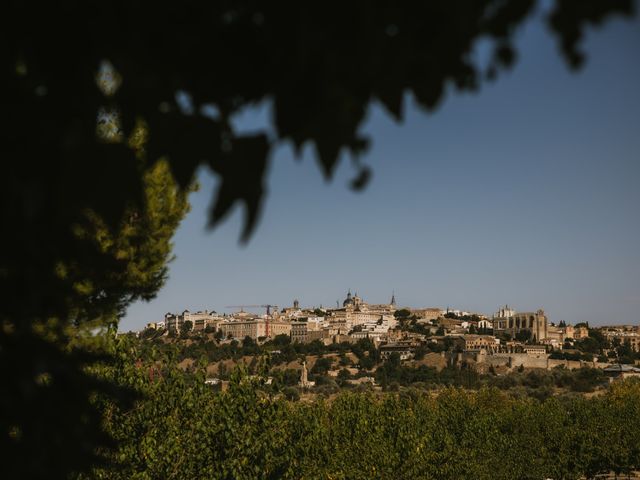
[342,290,354,307]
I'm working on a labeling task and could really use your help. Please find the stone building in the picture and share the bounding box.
[523,345,547,355]
[267,319,292,338]
[495,305,516,319]
[291,317,326,343]
[349,321,390,342]
[493,307,549,342]
[380,342,416,361]
[599,325,640,352]
[219,319,266,340]
[459,334,500,353]
[475,319,492,330]
[188,311,223,332]
[412,308,443,321]
[164,309,220,332]
[603,364,640,381]
[326,290,396,331]
[165,312,181,332]
[219,318,291,340]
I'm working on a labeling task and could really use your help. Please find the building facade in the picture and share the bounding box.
[493,307,549,342]
[220,319,266,340]
[291,317,325,343]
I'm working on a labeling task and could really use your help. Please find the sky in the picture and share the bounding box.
[121,9,640,331]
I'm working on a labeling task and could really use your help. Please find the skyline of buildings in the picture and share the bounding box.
[135,289,639,334]
[142,289,637,339]
[139,289,640,378]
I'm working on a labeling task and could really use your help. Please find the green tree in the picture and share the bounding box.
[140,327,158,339]
[588,328,610,350]
[414,345,429,361]
[80,338,640,480]
[180,320,193,338]
[311,357,334,376]
[616,340,637,364]
[515,329,532,343]
[394,308,412,319]
[576,336,600,354]
[282,386,300,402]
[271,333,291,347]
[0,156,191,478]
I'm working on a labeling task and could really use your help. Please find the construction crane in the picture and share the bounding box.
[225,304,278,315]
[224,304,279,337]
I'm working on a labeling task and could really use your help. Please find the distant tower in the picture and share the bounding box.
[353,292,361,307]
[390,291,396,306]
[298,361,314,388]
[293,299,299,309]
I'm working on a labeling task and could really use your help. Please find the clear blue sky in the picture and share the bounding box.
[121,11,640,331]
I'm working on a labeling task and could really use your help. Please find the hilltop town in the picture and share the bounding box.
[136,290,640,392]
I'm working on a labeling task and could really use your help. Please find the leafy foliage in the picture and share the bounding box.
[0,157,191,478]
[6,1,634,242]
[82,340,640,480]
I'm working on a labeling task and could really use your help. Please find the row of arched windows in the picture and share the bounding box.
[508,316,535,329]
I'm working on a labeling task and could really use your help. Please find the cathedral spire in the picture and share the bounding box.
[390,291,396,306]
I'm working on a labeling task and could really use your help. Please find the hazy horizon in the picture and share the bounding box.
[121,12,640,331]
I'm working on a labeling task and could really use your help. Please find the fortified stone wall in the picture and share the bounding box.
[508,353,548,370]
[440,349,618,372]
[474,352,511,368]
[547,359,611,370]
